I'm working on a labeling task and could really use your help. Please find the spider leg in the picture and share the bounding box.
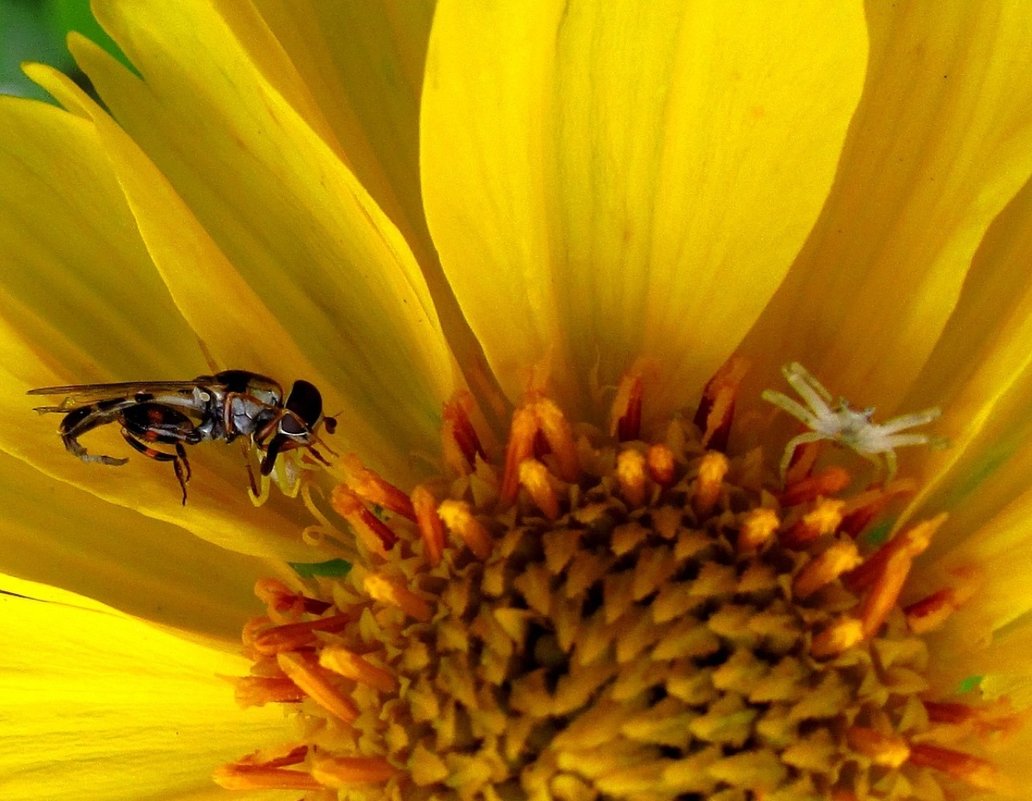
[779,431,828,479]
[879,407,941,434]
[880,448,897,484]
[784,362,835,410]
[761,390,821,429]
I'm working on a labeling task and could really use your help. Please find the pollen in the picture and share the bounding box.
[220,362,1021,801]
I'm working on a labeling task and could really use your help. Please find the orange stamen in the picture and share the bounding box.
[500,406,539,504]
[533,398,580,481]
[330,486,399,551]
[616,449,647,508]
[338,454,415,521]
[254,578,331,616]
[779,466,849,506]
[319,646,398,693]
[518,458,561,520]
[811,617,863,658]
[438,499,494,560]
[844,513,946,593]
[276,651,359,723]
[311,756,399,786]
[781,498,845,549]
[858,547,912,638]
[214,764,321,791]
[784,441,821,486]
[693,452,728,517]
[792,540,861,599]
[846,727,910,767]
[646,443,675,486]
[908,744,1003,790]
[251,613,355,656]
[363,574,432,622]
[693,356,748,451]
[905,565,979,634]
[442,391,485,474]
[737,507,780,553]
[411,485,445,566]
[611,374,643,441]
[231,675,304,707]
[839,479,916,538]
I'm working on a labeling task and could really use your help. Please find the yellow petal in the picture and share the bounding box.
[422,1,867,419]
[65,0,457,479]
[0,450,285,644]
[0,577,286,801]
[744,3,1032,409]
[899,179,1032,545]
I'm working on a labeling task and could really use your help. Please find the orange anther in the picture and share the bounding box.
[438,499,494,560]
[214,764,321,791]
[231,675,304,707]
[908,744,1003,790]
[338,454,415,521]
[518,458,561,520]
[857,547,912,638]
[411,485,445,566]
[254,578,331,616]
[276,651,359,723]
[311,756,399,786]
[442,391,485,474]
[780,466,850,506]
[646,443,676,486]
[330,486,399,552]
[845,513,946,592]
[251,613,355,656]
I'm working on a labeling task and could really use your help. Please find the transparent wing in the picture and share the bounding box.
[27,379,213,409]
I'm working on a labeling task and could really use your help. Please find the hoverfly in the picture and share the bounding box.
[28,370,337,504]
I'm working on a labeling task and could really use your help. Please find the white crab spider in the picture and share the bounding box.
[762,362,943,482]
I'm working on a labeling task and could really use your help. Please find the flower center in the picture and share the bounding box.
[216,362,1017,800]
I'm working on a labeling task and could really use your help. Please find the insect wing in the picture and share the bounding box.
[27,380,213,406]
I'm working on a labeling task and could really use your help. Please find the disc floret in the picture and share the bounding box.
[218,362,1017,800]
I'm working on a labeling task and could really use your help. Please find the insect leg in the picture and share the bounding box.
[56,403,130,465]
[120,430,190,504]
[240,439,261,497]
[779,431,829,480]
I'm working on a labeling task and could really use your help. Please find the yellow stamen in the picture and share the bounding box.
[693,451,728,516]
[810,617,863,658]
[437,498,494,559]
[781,498,845,548]
[533,397,580,481]
[610,373,643,441]
[737,507,779,553]
[500,406,538,504]
[616,449,647,507]
[792,539,861,599]
[846,727,910,767]
[330,486,398,552]
[319,645,398,693]
[363,573,432,622]
[518,457,561,519]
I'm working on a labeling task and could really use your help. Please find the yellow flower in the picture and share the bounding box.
[2,2,1032,800]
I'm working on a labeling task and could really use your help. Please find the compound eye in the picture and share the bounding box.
[285,380,323,427]
[279,413,307,437]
